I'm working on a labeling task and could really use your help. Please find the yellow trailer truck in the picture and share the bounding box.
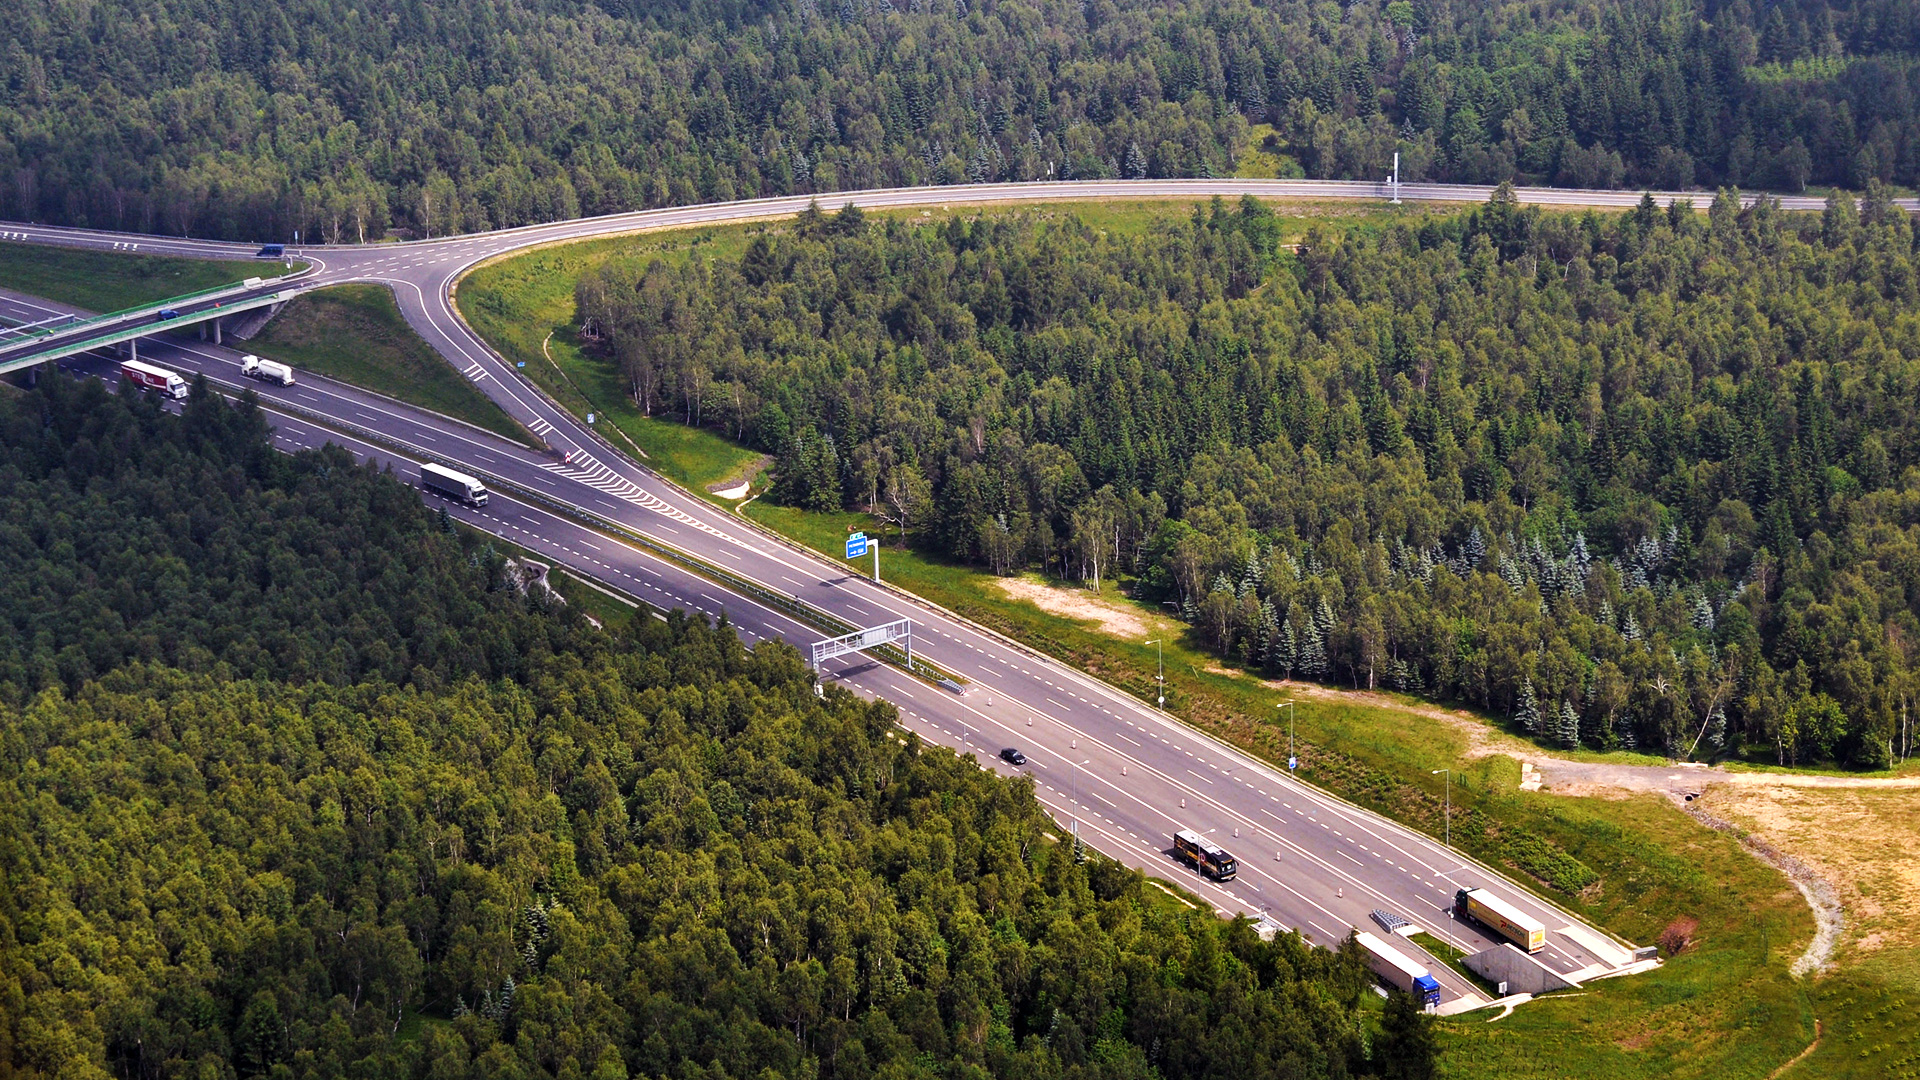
[1454,887,1546,953]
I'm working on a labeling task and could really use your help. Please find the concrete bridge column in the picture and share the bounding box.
[212,317,222,346]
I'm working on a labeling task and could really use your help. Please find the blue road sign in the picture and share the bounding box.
[846,532,869,559]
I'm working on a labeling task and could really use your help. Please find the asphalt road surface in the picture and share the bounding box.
[0,178,1720,1006]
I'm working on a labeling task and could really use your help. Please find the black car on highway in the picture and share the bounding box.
[999,747,1026,766]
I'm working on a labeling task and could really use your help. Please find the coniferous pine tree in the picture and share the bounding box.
[1558,700,1581,749]
[1515,678,1542,737]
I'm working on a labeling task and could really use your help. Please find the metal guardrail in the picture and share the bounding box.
[240,386,967,689]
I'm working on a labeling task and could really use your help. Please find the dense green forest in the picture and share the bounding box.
[4,0,1919,239]
[573,188,1920,769]
[0,382,1413,1079]
[0,376,574,695]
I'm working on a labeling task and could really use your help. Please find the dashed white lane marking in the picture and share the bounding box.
[538,450,751,547]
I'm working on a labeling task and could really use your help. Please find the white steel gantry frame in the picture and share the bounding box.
[811,618,912,670]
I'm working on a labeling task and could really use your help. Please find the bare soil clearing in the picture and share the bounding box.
[993,576,1179,640]
[1698,785,1920,968]
[708,454,770,500]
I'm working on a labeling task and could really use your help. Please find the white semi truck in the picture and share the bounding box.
[1354,931,1443,1008]
[120,359,190,399]
[420,462,489,507]
[240,355,296,386]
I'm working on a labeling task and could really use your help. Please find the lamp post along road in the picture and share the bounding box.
[1277,700,1296,772]
[1432,768,1452,849]
[1146,639,1165,711]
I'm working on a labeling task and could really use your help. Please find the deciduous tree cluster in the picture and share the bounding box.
[0,376,574,696]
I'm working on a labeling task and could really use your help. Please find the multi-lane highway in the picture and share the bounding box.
[0,178,1715,1008]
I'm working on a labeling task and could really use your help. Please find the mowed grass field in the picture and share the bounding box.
[248,284,525,442]
[1702,784,1920,1078]
[0,241,298,314]
[450,200,1860,1080]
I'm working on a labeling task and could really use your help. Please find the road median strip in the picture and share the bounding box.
[240,387,968,691]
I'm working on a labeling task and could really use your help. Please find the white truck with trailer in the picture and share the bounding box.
[420,462,489,507]
[1454,887,1547,953]
[120,359,190,400]
[240,355,296,386]
[1354,931,1443,1008]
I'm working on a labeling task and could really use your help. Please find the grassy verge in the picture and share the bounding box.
[1235,123,1306,180]
[1806,952,1920,1078]
[1407,932,1500,997]
[550,568,645,629]
[0,242,298,314]
[248,284,525,443]
[1431,793,1811,1078]
[1700,784,1920,1078]
[462,522,641,632]
[454,203,1830,1078]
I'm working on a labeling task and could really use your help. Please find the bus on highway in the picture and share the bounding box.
[1173,829,1237,881]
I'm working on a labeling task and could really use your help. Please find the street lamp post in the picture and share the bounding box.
[1145,639,1165,710]
[1431,768,1452,849]
[1277,700,1296,772]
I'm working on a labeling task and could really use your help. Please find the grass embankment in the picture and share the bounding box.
[453,202,1838,1080]
[0,245,523,444]
[0,241,298,314]
[249,284,525,442]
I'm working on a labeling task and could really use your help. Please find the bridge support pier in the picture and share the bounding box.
[212,317,222,345]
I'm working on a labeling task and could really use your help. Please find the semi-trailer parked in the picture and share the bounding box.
[120,359,190,399]
[1454,887,1547,953]
[1172,829,1237,880]
[240,355,296,386]
[420,462,489,507]
[1354,931,1443,1008]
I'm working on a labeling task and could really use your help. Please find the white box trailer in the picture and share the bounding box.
[120,359,189,399]
[240,355,295,386]
[1355,931,1442,1008]
[420,462,489,507]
